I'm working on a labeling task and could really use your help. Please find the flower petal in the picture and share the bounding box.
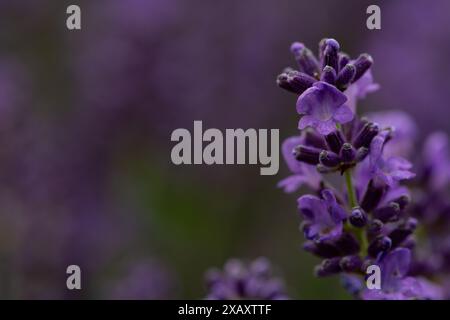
[281,136,304,173]
[298,115,317,131]
[296,86,320,114]
[316,119,336,135]
[277,175,306,193]
[333,104,354,124]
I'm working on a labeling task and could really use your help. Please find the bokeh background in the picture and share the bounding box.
[0,0,449,299]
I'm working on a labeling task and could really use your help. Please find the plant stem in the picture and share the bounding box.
[343,168,369,254]
[344,169,358,208]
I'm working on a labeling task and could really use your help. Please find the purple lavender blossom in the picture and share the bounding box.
[367,131,415,187]
[297,81,353,135]
[277,134,321,193]
[361,248,442,300]
[205,258,288,300]
[298,189,347,241]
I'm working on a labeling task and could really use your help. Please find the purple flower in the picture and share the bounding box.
[344,70,379,113]
[277,135,321,193]
[205,258,288,300]
[297,189,347,241]
[362,248,442,300]
[297,82,353,135]
[368,132,415,187]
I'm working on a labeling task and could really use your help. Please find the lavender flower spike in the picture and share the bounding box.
[297,81,353,135]
[368,131,415,187]
[297,189,347,241]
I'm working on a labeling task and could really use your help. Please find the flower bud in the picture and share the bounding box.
[339,255,363,272]
[368,236,392,258]
[373,202,401,223]
[352,53,373,82]
[293,145,321,165]
[325,130,344,153]
[361,179,386,212]
[319,150,341,167]
[276,68,316,94]
[340,143,356,163]
[353,122,379,149]
[322,38,340,72]
[338,52,350,71]
[321,65,336,84]
[349,207,367,227]
[314,257,342,277]
[336,63,356,90]
[291,44,320,77]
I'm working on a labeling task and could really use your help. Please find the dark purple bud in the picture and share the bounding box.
[388,218,418,247]
[353,122,379,149]
[303,240,340,258]
[340,143,356,163]
[355,147,369,162]
[336,63,356,90]
[319,150,341,167]
[391,195,411,211]
[361,179,386,212]
[314,257,342,277]
[352,53,373,82]
[293,145,321,165]
[339,255,363,273]
[304,129,327,149]
[334,233,360,255]
[325,130,344,153]
[373,202,401,223]
[338,52,350,71]
[351,117,369,141]
[290,43,320,77]
[320,65,336,84]
[367,219,384,238]
[276,68,317,94]
[322,38,340,72]
[349,207,367,227]
[368,236,392,258]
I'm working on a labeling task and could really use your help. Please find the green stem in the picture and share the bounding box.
[344,169,358,208]
[343,168,369,254]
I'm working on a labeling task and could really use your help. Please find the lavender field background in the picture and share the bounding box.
[0,0,449,299]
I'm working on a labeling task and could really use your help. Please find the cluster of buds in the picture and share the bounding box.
[277,39,373,95]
